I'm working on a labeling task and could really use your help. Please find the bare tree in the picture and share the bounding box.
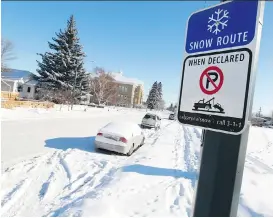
[88,68,118,105]
[1,39,16,72]
[104,82,118,105]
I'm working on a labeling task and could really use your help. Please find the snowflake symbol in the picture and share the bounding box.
[207,8,229,35]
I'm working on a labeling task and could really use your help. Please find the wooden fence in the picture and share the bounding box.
[1,91,19,100]
[1,91,54,109]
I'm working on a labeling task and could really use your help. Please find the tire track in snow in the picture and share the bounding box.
[193,127,202,140]
[247,155,273,174]
[174,124,183,178]
[166,125,201,216]
[182,125,200,177]
[39,155,120,216]
[164,123,193,216]
[47,163,120,217]
[1,180,27,209]
[39,172,55,199]
[1,150,72,216]
[1,152,58,216]
[59,161,109,201]
[58,153,72,182]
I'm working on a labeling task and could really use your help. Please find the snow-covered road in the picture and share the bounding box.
[1,107,273,217]
[1,107,147,169]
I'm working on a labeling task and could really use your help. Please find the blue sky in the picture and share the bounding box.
[2,1,273,115]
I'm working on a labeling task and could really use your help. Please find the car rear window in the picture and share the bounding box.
[144,114,156,119]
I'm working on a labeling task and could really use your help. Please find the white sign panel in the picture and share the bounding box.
[179,48,251,133]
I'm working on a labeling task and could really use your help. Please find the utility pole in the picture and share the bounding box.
[192,1,265,217]
[257,106,262,117]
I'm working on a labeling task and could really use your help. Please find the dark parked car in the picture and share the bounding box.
[169,113,175,120]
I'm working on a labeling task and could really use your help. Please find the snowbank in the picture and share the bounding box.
[1,105,141,121]
[238,126,273,217]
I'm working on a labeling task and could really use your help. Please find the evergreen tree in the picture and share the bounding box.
[168,103,174,111]
[147,81,158,109]
[157,82,162,100]
[156,82,163,109]
[36,15,88,103]
[174,104,178,112]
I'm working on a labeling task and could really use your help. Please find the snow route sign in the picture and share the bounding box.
[178,0,262,135]
[186,1,258,54]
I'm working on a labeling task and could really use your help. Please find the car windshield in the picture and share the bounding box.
[144,114,156,120]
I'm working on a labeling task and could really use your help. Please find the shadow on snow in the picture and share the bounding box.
[45,136,121,155]
[45,136,96,153]
[122,164,197,180]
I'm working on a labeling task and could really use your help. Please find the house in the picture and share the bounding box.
[1,69,38,100]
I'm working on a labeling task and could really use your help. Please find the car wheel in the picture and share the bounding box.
[127,144,134,156]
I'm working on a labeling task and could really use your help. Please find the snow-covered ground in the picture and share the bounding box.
[1,106,149,168]
[1,107,273,217]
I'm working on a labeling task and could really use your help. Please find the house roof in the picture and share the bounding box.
[89,71,144,86]
[111,72,144,86]
[1,69,33,81]
[25,80,38,85]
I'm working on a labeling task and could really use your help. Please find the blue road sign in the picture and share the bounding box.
[185,1,258,54]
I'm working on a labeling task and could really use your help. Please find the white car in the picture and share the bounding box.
[141,113,161,130]
[95,122,145,156]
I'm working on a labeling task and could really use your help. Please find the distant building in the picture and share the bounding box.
[1,69,38,100]
[90,71,144,107]
[112,71,144,107]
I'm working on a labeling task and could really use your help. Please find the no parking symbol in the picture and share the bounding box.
[199,66,224,95]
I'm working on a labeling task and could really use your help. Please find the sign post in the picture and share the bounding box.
[177,0,265,216]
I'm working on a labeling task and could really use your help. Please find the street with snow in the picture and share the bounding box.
[1,106,273,217]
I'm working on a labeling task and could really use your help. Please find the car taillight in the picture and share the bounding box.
[119,137,127,143]
[97,133,103,136]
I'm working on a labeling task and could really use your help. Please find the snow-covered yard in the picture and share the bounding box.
[1,107,273,216]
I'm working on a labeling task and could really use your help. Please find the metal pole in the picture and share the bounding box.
[192,0,264,216]
[193,127,250,216]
